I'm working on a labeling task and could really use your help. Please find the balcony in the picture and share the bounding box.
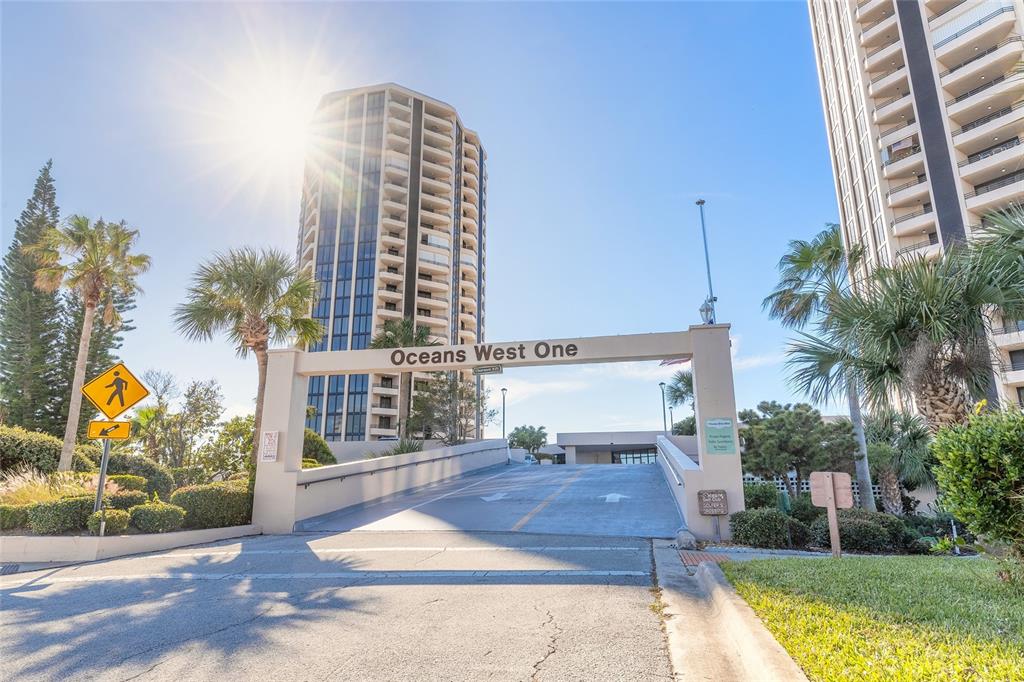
[958,136,1023,183]
[886,175,931,206]
[371,404,399,416]
[940,36,1023,92]
[882,147,925,178]
[964,169,1024,211]
[420,204,451,227]
[864,38,902,72]
[874,92,914,123]
[857,0,892,24]
[878,119,919,148]
[993,321,1024,350]
[861,13,898,49]
[370,426,399,438]
[868,66,908,98]
[928,0,967,23]
[377,305,402,320]
[890,206,936,235]
[894,233,940,259]
[934,3,1016,61]
[372,383,399,396]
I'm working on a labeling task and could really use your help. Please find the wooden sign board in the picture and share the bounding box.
[698,489,728,516]
[810,471,854,509]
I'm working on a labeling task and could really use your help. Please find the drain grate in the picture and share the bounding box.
[1,564,20,575]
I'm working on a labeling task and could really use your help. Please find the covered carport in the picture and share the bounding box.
[556,431,698,465]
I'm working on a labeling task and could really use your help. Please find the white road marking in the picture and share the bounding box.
[599,493,630,503]
[0,569,649,587]
[480,492,508,502]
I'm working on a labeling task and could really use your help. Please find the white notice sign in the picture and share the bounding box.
[259,431,279,462]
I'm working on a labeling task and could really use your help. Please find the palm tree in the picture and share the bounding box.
[27,217,150,470]
[173,248,320,466]
[864,409,933,515]
[664,370,693,409]
[762,224,876,510]
[787,236,1024,432]
[369,318,436,437]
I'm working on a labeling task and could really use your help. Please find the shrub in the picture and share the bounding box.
[730,508,811,549]
[227,471,248,481]
[108,474,147,491]
[366,437,425,459]
[933,410,1024,560]
[789,493,825,526]
[834,507,906,547]
[27,495,94,534]
[106,489,148,511]
[304,429,336,464]
[301,458,322,469]
[170,482,251,529]
[743,483,779,509]
[170,466,206,488]
[0,425,62,473]
[87,509,130,535]
[0,503,30,530]
[106,453,174,500]
[810,515,891,553]
[72,448,98,473]
[130,501,185,533]
[0,468,92,505]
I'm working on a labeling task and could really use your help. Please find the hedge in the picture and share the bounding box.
[304,429,336,465]
[130,501,185,533]
[730,508,811,549]
[0,425,100,473]
[170,466,206,488]
[106,453,174,499]
[108,474,147,491]
[87,509,130,535]
[810,515,891,553]
[301,458,322,469]
[27,495,94,534]
[743,483,779,510]
[834,508,905,548]
[106,490,148,511]
[170,483,251,529]
[0,503,31,530]
[789,493,825,527]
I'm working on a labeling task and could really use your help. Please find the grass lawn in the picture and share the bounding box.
[722,556,1024,682]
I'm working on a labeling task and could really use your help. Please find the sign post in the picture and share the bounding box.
[810,471,853,558]
[698,489,729,542]
[82,363,149,520]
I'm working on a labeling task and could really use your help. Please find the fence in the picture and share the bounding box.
[742,473,880,505]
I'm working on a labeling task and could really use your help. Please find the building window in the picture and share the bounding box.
[612,448,657,464]
[379,416,392,429]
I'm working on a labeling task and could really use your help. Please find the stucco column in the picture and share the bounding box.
[688,324,744,539]
[564,445,576,465]
[252,348,308,534]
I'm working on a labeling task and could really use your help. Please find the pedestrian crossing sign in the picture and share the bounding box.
[81,362,149,419]
[87,420,132,440]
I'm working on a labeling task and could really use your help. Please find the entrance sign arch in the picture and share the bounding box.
[253,323,744,539]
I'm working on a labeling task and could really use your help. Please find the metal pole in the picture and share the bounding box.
[659,383,668,432]
[501,388,507,439]
[696,199,716,323]
[669,406,674,432]
[93,439,111,514]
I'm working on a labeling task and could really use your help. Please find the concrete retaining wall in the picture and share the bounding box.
[657,435,742,541]
[0,524,261,564]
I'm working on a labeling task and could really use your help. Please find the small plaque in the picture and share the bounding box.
[259,431,279,463]
[698,489,728,516]
[810,471,854,509]
[704,418,736,455]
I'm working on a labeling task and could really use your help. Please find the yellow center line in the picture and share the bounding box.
[510,469,586,532]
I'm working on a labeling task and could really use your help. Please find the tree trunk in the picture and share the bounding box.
[846,379,877,511]
[57,300,96,471]
[878,468,903,515]
[251,345,269,470]
[915,375,971,433]
[399,371,412,437]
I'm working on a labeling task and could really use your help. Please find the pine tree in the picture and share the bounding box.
[0,161,64,434]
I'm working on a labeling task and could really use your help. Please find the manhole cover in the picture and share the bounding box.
[0,564,20,575]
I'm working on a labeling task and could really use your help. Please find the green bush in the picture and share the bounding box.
[303,429,336,464]
[301,458,322,469]
[87,509,130,535]
[789,493,825,526]
[108,474,147,491]
[106,490,148,511]
[834,508,906,547]
[130,501,185,533]
[0,503,31,530]
[170,482,251,529]
[0,425,103,473]
[105,453,174,499]
[810,515,891,553]
[27,495,94,534]
[170,466,206,488]
[933,410,1024,558]
[730,508,811,549]
[743,483,779,509]
[71,448,98,472]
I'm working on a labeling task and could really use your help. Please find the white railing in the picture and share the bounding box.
[742,473,880,504]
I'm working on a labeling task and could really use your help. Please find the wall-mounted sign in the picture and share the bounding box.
[259,431,279,463]
[388,341,579,368]
[473,364,503,376]
[704,418,736,455]
[698,489,728,516]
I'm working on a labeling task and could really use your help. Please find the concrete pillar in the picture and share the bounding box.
[252,348,309,534]
[564,445,576,465]
[687,324,744,539]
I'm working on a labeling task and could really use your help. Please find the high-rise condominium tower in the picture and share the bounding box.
[808,0,1024,408]
[296,84,487,441]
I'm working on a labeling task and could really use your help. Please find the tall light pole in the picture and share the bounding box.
[669,405,674,433]
[658,382,668,432]
[696,199,717,324]
[501,387,507,440]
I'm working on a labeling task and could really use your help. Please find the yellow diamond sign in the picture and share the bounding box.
[87,420,132,440]
[82,362,149,419]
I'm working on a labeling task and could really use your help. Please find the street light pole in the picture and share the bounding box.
[669,406,674,433]
[501,387,507,440]
[658,382,668,432]
[696,199,717,324]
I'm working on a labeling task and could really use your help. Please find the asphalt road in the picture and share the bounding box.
[0,464,682,681]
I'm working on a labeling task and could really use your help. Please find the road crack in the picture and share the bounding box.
[529,608,562,681]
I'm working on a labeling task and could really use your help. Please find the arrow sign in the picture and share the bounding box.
[87,420,132,440]
[99,424,120,437]
[480,492,508,502]
[599,493,630,503]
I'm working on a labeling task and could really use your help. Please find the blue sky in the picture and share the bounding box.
[1,1,843,437]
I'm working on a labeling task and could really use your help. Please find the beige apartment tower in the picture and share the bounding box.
[808,0,1024,408]
[296,84,487,441]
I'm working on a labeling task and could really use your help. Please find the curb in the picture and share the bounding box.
[652,540,807,681]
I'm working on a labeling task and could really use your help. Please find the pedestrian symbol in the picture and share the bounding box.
[87,420,132,440]
[82,362,149,419]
